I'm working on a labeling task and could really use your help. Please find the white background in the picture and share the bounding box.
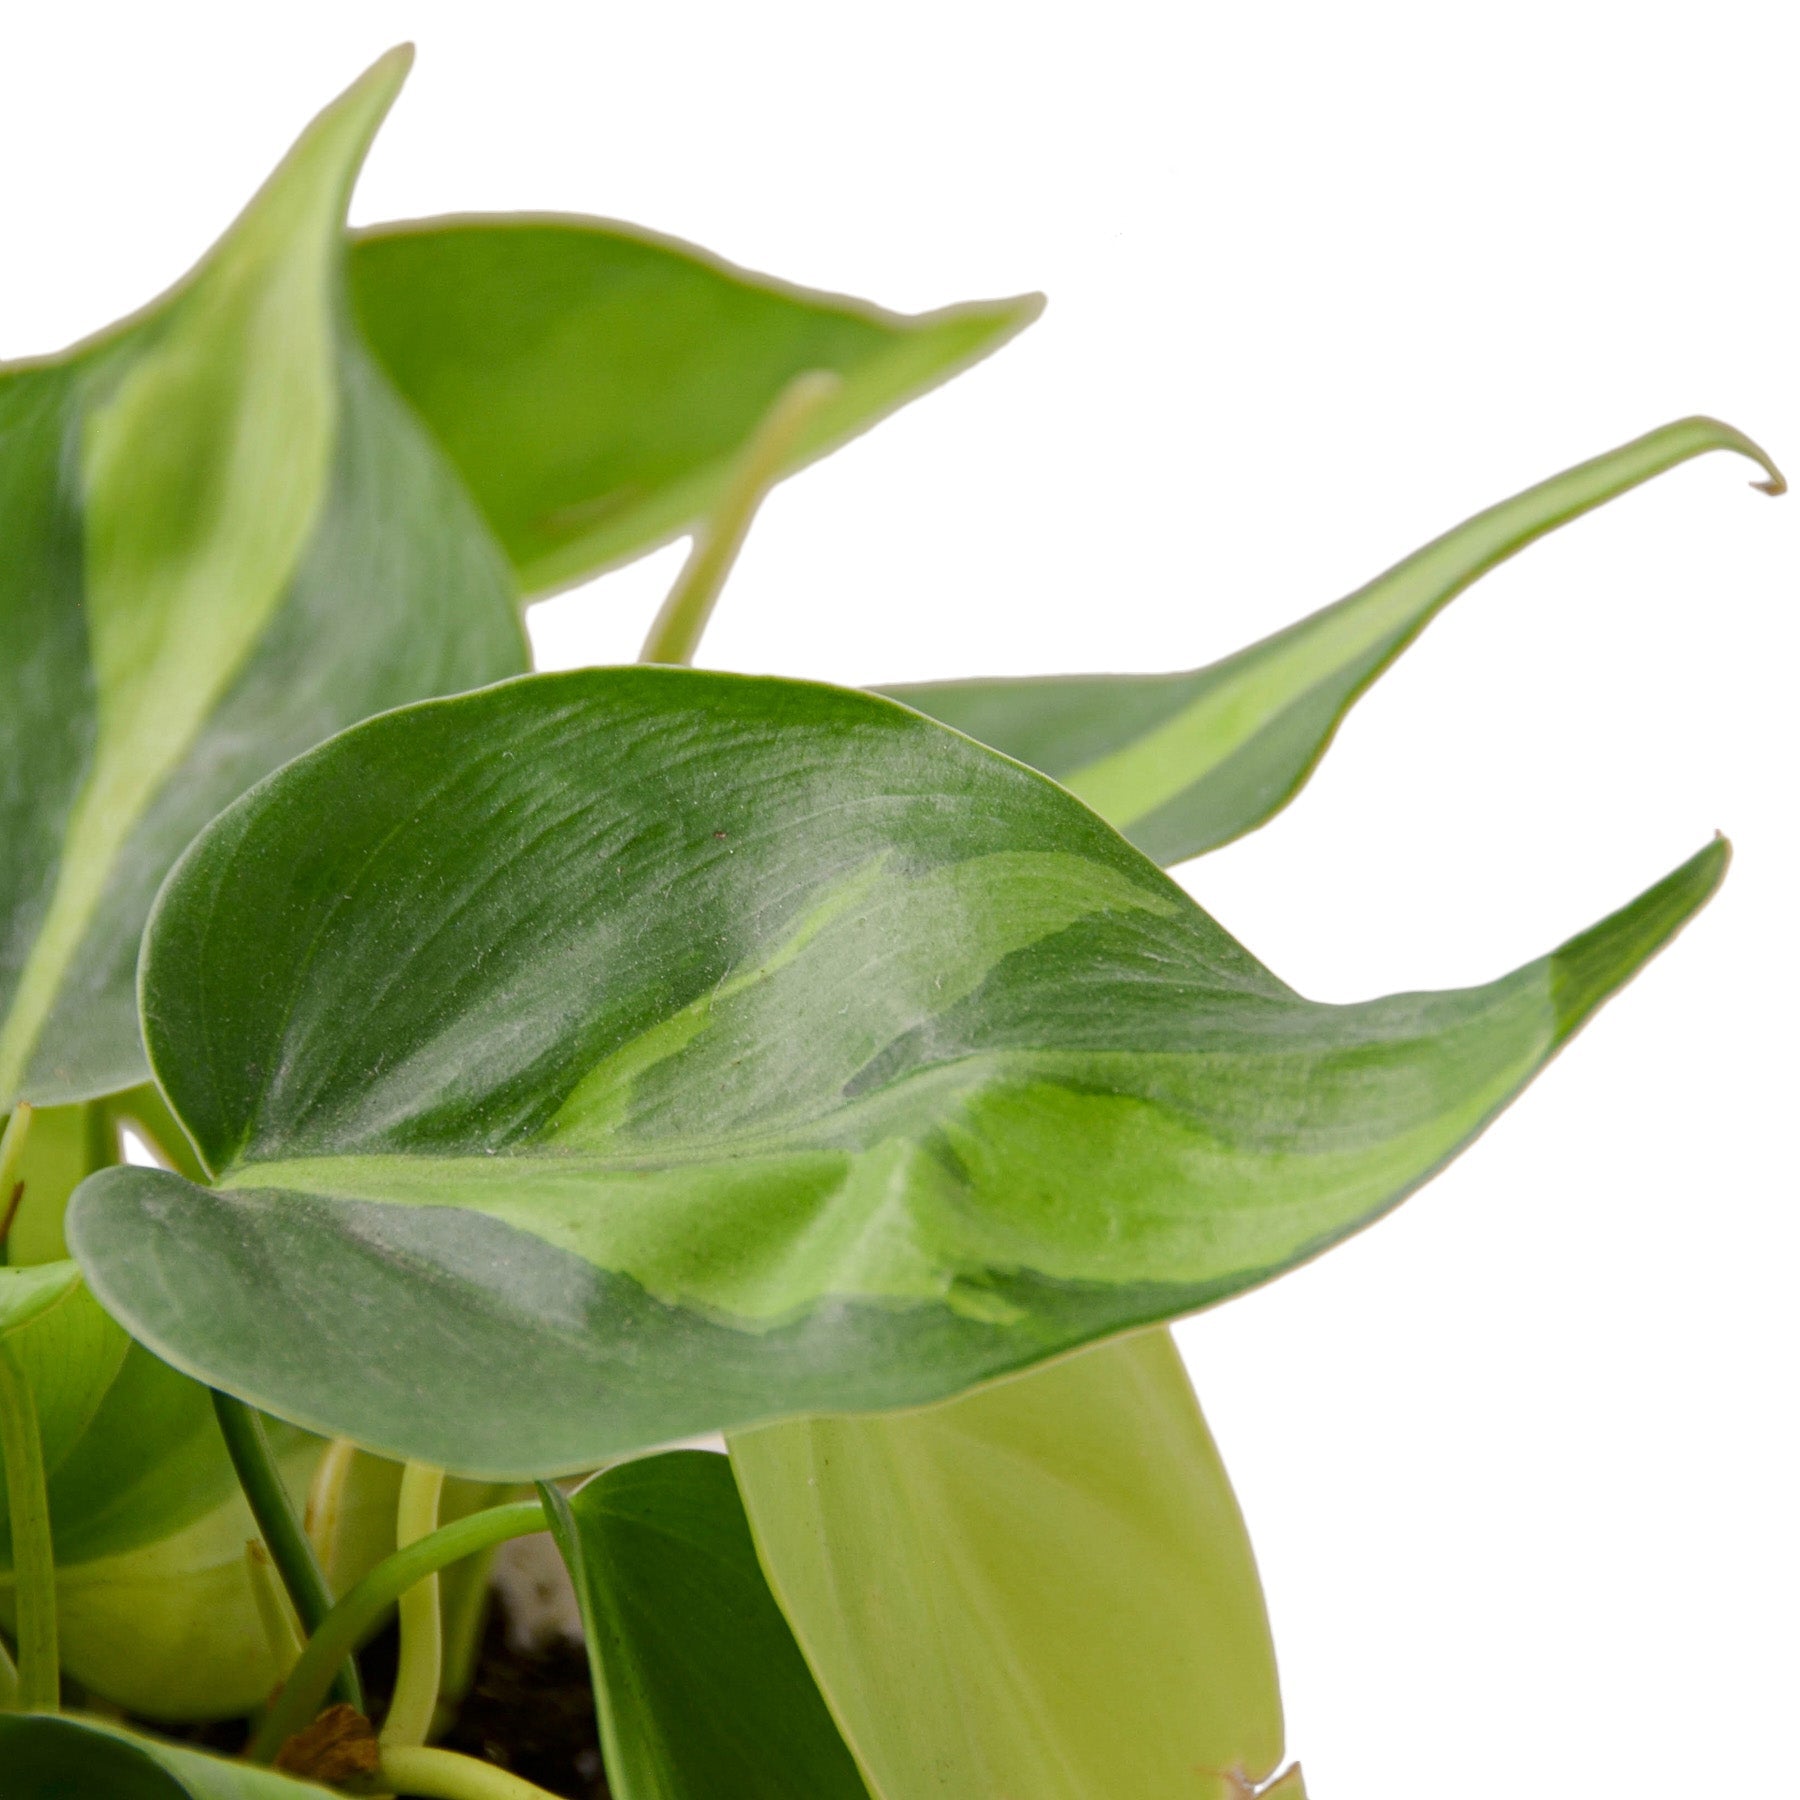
[4,5,1793,1794]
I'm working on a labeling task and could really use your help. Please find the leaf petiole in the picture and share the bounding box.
[250,1498,547,1762]
[639,369,841,666]
[210,1390,363,1711]
[381,1463,446,1748]
[376,1742,567,1800]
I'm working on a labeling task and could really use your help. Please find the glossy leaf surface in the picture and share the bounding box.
[0,49,526,1110]
[732,1330,1297,1800]
[69,669,1723,1475]
[542,1451,869,1800]
[886,418,1780,866]
[350,218,1040,596]
[0,1714,331,1799]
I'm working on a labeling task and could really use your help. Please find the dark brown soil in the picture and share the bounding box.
[127,1592,608,1798]
[432,1602,607,1799]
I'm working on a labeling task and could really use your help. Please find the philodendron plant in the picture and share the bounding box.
[0,47,1779,1800]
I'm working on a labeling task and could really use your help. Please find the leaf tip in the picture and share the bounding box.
[1549,835,1729,1044]
[1686,414,1785,496]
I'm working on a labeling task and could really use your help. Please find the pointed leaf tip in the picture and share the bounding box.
[1551,836,1729,1043]
[1685,414,1784,494]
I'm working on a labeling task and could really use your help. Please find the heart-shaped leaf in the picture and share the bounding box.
[68,668,1722,1476]
[0,1714,333,1799]
[885,418,1781,866]
[731,1329,1301,1800]
[0,48,528,1111]
[541,1451,870,1800]
[348,218,1041,597]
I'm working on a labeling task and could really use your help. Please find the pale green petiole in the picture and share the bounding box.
[382,1463,448,1749]
[378,1743,567,1800]
[250,1498,547,1761]
[639,369,842,666]
[0,1335,58,1711]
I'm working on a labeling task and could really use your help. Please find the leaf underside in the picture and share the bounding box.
[67,668,1722,1476]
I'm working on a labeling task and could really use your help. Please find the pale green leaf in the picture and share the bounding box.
[348,217,1040,596]
[731,1330,1297,1800]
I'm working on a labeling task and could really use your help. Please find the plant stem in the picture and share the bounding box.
[210,1389,362,1710]
[0,1628,18,1707]
[0,1335,57,1710]
[378,1743,566,1800]
[381,1462,446,1748]
[638,369,841,666]
[249,1498,546,1762]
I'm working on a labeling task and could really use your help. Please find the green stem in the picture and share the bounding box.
[210,1390,362,1711]
[0,1628,18,1707]
[639,369,841,666]
[249,1499,546,1762]
[379,1743,566,1800]
[381,1462,446,1748]
[0,1335,57,1710]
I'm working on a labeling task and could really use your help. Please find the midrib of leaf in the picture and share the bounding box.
[0,51,408,1102]
[1060,416,1780,831]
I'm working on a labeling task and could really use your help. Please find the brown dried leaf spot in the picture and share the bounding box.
[273,1702,381,1785]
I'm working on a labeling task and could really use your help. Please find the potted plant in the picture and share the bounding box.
[0,48,1780,1800]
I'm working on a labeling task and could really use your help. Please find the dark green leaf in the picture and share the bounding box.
[0,49,527,1110]
[0,1714,332,1798]
[731,1329,1298,1800]
[541,1452,869,1800]
[68,668,1723,1476]
[886,418,1781,865]
[349,218,1040,596]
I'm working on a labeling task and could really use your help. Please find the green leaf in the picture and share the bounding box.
[885,418,1782,866]
[6,1419,321,1720]
[67,668,1724,1476]
[541,1451,870,1800]
[1,1101,116,1268]
[731,1329,1300,1800]
[0,1255,318,1715]
[348,217,1041,596]
[0,48,527,1110]
[0,1714,332,1798]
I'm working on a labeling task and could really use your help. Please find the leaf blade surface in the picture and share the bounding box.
[0,50,527,1109]
[541,1451,869,1800]
[348,216,1041,594]
[731,1330,1293,1800]
[67,669,1724,1474]
[885,418,1780,865]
